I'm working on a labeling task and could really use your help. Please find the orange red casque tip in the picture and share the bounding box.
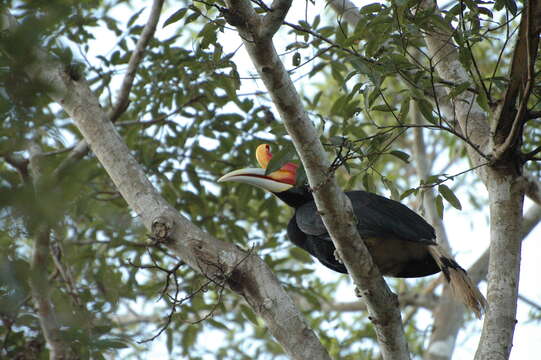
[255,144,298,185]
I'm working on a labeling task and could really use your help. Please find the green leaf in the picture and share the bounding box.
[360,3,383,14]
[416,98,436,124]
[424,175,441,185]
[207,319,229,330]
[398,96,410,122]
[371,104,396,112]
[163,8,187,27]
[438,184,462,210]
[448,82,470,99]
[435,194,444,219]
[362,173,376,193]
[127,7,145,27]
[289,248,314,264]
[390,150,410,163]
[181,326,198,352]
[166,328,173,354]
[240,304,259,325]
[476,84,490,112]
[94,339,129,349]
[265,145,296,175]
[400,188,418,200]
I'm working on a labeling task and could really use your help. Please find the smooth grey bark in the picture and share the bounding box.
[475,174,524,360]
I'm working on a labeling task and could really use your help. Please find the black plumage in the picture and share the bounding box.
[218,144,486,317]
[275,186,440,277]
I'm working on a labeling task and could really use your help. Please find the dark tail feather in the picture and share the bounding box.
[428,245,487,319]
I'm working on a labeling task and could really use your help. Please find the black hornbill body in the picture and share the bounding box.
[219,144,486,317]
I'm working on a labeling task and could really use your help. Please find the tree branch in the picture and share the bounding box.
[316,292,439,312]
[260,0,292,39]
[224,1,410,359]
[492,0,541,160]
[109,0,164,122]
[28,142,75,360]
[53,0,165,179]
[0,9,332,360]
[420,4,490,170]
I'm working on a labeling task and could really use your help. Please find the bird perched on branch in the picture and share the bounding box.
[218,144,486,318]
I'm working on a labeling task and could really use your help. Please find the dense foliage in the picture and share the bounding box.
[1,0,540,359]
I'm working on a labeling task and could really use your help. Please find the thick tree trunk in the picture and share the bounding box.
[475,169,524,360]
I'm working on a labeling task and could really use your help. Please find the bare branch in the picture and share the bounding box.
[527,110,541,119]
[410,102,470,360]
[225,1,410,359]
[110,0,165,122]
[53,0,165,179]
[411,100,451,250]
[316,292,439,312]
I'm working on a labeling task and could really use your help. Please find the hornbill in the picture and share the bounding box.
[218,144,486,317]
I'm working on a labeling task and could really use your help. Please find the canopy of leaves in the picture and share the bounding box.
[0,0,539,359]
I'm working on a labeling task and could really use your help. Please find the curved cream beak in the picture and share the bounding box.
[218,168,293,193]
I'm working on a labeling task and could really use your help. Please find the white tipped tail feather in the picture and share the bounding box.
[428,245,487,318]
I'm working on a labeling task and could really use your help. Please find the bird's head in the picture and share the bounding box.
[218,144,299,193]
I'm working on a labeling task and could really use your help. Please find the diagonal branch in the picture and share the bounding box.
[53,0,165,179]
[0,9,331,360]
[109,0,164,122]
[224,1,410,359]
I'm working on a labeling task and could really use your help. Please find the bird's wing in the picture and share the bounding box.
[295,201,328,237]
[295,191,436,245]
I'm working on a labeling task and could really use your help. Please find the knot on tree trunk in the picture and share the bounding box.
[151,215,174,243]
